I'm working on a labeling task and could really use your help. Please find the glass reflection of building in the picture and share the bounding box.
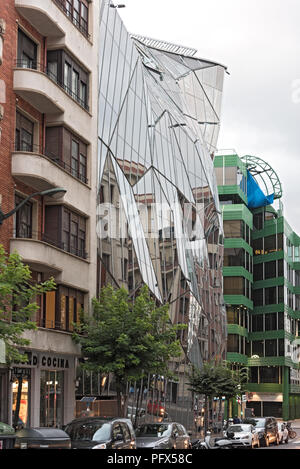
[90,3,228,429]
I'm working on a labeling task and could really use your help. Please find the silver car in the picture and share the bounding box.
[226,424,260,448]
[136,422,191,449]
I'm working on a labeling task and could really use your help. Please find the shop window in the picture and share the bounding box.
[40,370,64,428]
[12,372,30,427]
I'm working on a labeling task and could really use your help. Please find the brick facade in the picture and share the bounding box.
[0,0,45,251]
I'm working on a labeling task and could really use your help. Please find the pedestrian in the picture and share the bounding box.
[233,415,241,424]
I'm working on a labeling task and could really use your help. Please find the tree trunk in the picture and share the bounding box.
[204,395,209,435]
[116,380,122,417]
[134,379,142,429]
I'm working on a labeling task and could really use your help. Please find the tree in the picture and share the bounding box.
[0,245,56,427]
[188,361,248,434]
[73,284,186,417]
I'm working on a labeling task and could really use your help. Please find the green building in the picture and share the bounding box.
[214,151,300,420]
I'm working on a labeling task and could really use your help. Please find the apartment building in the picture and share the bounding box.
[0,0,100,427]
[215,151,300,420]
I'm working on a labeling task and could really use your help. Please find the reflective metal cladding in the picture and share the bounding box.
[97,3,227,368]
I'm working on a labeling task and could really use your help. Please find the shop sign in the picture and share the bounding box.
[12,367,31,379]
[40,354,70,370]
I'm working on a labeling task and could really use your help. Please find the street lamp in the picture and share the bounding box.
[0,187,67,225]
[109,3,126,8]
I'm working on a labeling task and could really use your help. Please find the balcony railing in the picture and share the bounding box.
[42,233,88,260]
[14,60,90,112]
[53,0,90,39]
[13,141,89,185]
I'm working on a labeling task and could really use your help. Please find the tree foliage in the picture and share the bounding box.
[0,245,56,364]
[73,284,187,413]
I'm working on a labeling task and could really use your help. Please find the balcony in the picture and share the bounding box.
[10,238,90,291]
[15,0,65,38]
[12,144,91,215]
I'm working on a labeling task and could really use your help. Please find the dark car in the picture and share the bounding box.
[247,417,279,447]
[14,427,71,449]
[135,422,191,449]
[63,417,136,449]
[0,422,16,449]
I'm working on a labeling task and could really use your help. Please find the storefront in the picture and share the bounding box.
[11,352,77,427]
[246,392,283,418]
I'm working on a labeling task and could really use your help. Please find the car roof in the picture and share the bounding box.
[66,417,132,425]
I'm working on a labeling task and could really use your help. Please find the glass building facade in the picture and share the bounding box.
[90,3,228,428]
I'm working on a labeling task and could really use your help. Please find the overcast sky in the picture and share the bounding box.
[119,0,300,234]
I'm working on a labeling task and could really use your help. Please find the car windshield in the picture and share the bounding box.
[253,419,266,428]
[65,421,111,441]
[136,424,171,438]
[228,425,251,433]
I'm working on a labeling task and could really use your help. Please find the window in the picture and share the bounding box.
[54,0,89,37]
[252,341,264,357]
[15,111,34,152]
[265,313,277,331]
[251,315,263,332]
[260,367,279,384]
[265,261,277,279]
[17,29,37,69]
[265,287,277,305]
[224,248,245,267]
[253,263,263,281]
[47,50,89,110]
[223,276,244,296]
[45,126,88,183]
[265,340,277,357]
[14,194,32,238]
[253,212,263,231]
[224,166,237,185]
[253,289,263,306]
[227,334,239,353]
[223,220,244,239]
[44,205,87,259]
[43,286,84,331]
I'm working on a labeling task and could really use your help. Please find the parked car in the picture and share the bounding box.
[127,406,146,422]
[225,424,260,448]
[0,422,16,449]
[136,422,191,449]
[247,417,279,447]
[63,417,136,449]
[277,422,289,444]
[14,427,71,449]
